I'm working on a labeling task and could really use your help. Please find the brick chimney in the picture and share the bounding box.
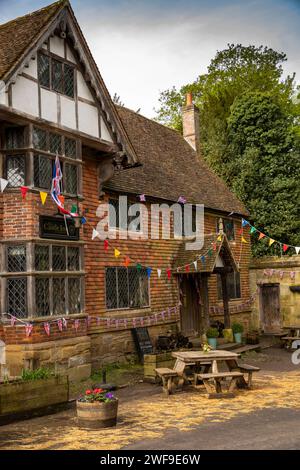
[182,92,200,153]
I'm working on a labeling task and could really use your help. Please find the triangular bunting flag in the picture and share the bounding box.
[114,248,121,258]
[185,265,190,273]
[193,261,197,270]
[238,228,243,235]
[283,244,289,253]
[241,237,248,244]
[146,267,152,278]
[40,191,47,205]
[269,239,275,247]
[81,217,87,225]
[177,196,186,204]
[124,256,130,267]
[166,268,172,279]
[139,194,146,202]
[0,178,8,192]
[201,255,205,264]
[242,219,249,227]
[136,263,142,271]
[208,248,213,257]
[104,240,109,250]
[92,229,99,240]
[217,235,222,242]
[250,226,257,234]
[295,247,300,255]
[157,268,162,278]
[20,186,28,199]
[258,232,266,240]
[44,322,50,336]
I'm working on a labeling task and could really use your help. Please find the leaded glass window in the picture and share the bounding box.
[52,246,66,271]
[49,133,62,155]
[68,278,81,313]
[65,138,77,159]
[52,59,63,94]
[68,247,80,271]
[7,278,27,318]
[5,127,25,149]
[34,155,52,189]
[6,155,25,187]
[64,64,74,98]
[64,164,77,195]
[35,245,50,271]
[105,267,149,310]
[35,278,50,316]
[38,53,50,89]
[53,278,66,315]
[33,127,47,151]
[7,245,26,272]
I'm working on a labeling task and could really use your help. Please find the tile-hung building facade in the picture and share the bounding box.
[0,1,251,379]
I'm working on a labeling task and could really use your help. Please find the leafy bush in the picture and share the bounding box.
[21,368,53,381]
[206,327,219,338]
[232,323,244,334]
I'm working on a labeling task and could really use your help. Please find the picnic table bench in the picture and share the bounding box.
[154,367,179,395]
[195,371,244,398]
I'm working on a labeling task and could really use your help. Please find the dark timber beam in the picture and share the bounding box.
[221,272,230,329]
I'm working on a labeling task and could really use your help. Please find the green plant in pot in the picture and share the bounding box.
[232,323,244,344]
[206,327,219,349]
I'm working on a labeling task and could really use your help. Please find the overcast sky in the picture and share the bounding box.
[0,0,299,117]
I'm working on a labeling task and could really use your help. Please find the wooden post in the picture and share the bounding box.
[221,272,230,328]
[200,274,210,333]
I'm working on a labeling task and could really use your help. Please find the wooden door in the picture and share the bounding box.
[180,275,201,336]
[260,284,281,333]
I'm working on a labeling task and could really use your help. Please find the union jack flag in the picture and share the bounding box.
[51,155,78,216]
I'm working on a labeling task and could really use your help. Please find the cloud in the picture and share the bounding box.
[0,0,299,117]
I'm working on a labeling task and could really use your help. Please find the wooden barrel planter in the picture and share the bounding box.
[76,399,118,429]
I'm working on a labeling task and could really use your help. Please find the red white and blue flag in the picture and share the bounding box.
[51,156,78,217]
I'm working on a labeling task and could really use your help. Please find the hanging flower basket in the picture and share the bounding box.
[76,388,118,429]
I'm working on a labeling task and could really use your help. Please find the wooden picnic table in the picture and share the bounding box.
[172,350,247,397]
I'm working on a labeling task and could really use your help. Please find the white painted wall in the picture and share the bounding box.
[12,75,39,117]
[41,88,58,122]
[66,45,76,64]
[61,96,77,129]
[101,117,113,142]
[78,101,99,137]
[25,58,38,79]
[0,340,5,366]
[77,71,94,102]
[49,35,65,58]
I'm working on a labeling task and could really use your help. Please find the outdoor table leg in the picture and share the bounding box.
[226,359,248,389]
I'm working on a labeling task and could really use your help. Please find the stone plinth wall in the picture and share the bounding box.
[250,256,300,330]
[4,335,91,381]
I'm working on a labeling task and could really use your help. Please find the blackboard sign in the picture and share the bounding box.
[131,327,153,362]
[40,216,79,241]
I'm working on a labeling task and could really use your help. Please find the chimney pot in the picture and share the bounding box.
[186,92,193,106]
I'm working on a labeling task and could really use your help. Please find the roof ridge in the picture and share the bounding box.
[116,105,181,136]
[0,1,67,29]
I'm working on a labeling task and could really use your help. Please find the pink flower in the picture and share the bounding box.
[85,389,92,395]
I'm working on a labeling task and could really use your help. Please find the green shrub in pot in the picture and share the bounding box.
[206,327,219,349]
[232,323,244,344]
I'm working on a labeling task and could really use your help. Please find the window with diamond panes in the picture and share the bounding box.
[64,164,78,195]
[35,278,50,316]
[35,245,50,271]
[105,267,149,310]
[67,247,80,271]
[7,245,26,272]
[6,155,25,187]
[38,53,50,89]
[34,155,52,189]
[64,64,75,98]
[5,127,25,149]
[68,278,81,313]
[52,59,63,94]
[53,278,66,315]
[52,246,66,271]
[65,137,77,159]
[33,127,47,151]
[49,133,62,155]
[7,278,27,318]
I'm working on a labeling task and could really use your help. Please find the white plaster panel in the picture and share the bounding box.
[66,45,77,64]
[61,96,77,130]
[12,76,39,117]
[25,58,38,79]
[78,101,99,137]
[77,71,94,101]
[50,35,65,58]
[0,86,8,106]
[41,88,58,123]
[100,117,113,142]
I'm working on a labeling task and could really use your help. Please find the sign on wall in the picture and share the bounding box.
[39,216,79,241]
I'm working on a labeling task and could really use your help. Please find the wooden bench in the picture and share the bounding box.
[155,367,179,395]
[238,363,260,389]
[195,371,244,398]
